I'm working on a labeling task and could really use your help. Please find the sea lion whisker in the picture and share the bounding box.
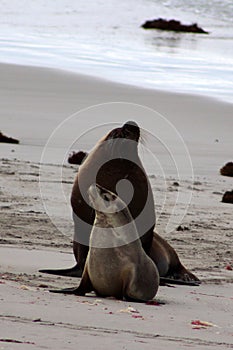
[139,129,149,146]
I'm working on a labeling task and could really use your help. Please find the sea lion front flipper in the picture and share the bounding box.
[39,264,82,278]
[160,277,201,286]
[49,265,93,295]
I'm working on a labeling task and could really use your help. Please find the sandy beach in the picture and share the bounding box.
[0,63,233,349]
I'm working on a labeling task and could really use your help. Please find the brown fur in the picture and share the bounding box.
[41,121,200,285]
[62,185,159,301]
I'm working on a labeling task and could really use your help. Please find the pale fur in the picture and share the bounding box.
[82,184,159,301]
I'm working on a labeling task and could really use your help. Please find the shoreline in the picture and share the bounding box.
[1,0,233,107]
[1,61,233,106]
[1,62,233,176]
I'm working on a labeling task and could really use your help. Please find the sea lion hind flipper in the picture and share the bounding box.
[39,264,82,278]
[160,277,201,286]
[49,286,84,295]
[160,266,201,286]
[163,265,201,286]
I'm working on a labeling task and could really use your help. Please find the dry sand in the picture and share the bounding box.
[0,63,233,349]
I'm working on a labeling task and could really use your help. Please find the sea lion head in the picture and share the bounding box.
[103,121,140,158]
[105,121,140,142]
[88,184,132,227]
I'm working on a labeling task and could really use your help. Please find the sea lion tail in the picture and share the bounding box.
[39,264,82,278]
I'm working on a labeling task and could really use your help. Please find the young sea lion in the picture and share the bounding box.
[51,184,159,301]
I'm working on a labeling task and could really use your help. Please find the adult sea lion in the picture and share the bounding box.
[51,184,159,301]
[40,121,200,285]
[41,121,155,274]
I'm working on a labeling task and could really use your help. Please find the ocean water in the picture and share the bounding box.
[0,0,233,102]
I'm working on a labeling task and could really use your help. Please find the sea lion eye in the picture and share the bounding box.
[103,194,110,202]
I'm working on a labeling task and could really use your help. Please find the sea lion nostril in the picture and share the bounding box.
[123,121,140,136]
[123,121,139,129]
[96,185,112,201]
